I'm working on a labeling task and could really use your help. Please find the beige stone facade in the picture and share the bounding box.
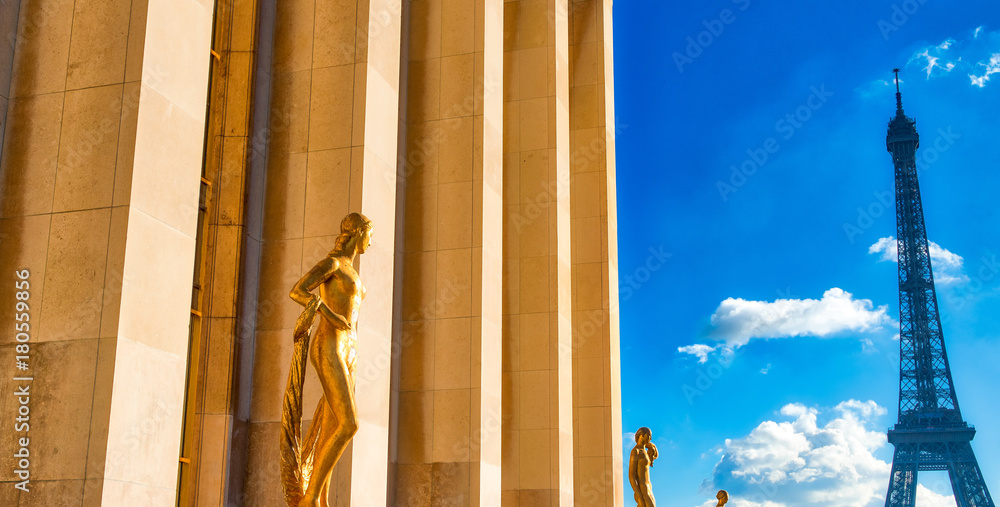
[0,0,622,505]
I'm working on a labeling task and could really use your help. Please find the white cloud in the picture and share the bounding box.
[706,288,892,347]
[696,400,956,507]
[868,236,969,285]
[679,344,720,363]
[760,363,772,375]
[861,337,876,353]
[910,48,956,79]
[917,485,958,507]
[969,53,1000,88]
[903,29,1000,87]
[677,289,892,362]
[868,236,897,262]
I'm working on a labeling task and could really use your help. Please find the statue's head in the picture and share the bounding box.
[334,212,374,255]
[635,427,651,446]
[716,490,729,506]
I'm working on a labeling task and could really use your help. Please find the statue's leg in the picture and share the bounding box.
[300,343,358,507]
[319,476,330,507]
[301,400,328,473]
[303,401,333,507]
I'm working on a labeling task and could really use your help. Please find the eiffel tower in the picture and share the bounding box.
[883,69,995,507]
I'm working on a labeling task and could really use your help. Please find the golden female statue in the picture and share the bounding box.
[280,213,372,507]
[628,427,658,507]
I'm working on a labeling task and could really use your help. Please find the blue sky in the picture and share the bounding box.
[614,1,1000,505]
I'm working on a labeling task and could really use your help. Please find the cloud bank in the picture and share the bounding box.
[678,344,718,364]
[678,289,892,362]
[707,288,892,347]
[906,27,1000,88]
[695,401,955,507]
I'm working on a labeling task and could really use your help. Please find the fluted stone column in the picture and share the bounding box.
[501,0,575,505]
[393,0,504,505]
[568,1,624,506]
[0,0,214,504]
[241,0,403,505]
[173,0,266,505]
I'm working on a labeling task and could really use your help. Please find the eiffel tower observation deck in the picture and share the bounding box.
[883,69,995,507]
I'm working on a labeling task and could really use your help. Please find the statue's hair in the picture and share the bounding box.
[635,426,652,443]
[332,212,373,255]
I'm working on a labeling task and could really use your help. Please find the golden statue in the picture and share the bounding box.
[280,212,373,507]
[716,490,730,506]
[628,427,658,507]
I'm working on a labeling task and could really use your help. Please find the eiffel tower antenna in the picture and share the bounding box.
[893,68,903,114]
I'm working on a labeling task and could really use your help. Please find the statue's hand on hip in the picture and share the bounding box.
[317,301,352,331]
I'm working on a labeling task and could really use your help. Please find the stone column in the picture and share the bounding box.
[501,0,574,505]
[0,0,213,504]
[353,1,404,505]
[394,0,504,505]
[568,1,624,506]
[241,0,403,505]
[174,0,265,505]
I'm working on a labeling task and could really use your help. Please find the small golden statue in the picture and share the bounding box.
[628,427,658,507]
[716,490,730,506]
[280,213,373,507]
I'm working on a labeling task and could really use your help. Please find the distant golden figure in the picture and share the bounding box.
[280,213,372,507]
[628,426,658,507]
[716,489,729,506]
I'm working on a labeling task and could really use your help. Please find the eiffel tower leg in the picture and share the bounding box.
[947,442,995,507]
[886,445,918,507]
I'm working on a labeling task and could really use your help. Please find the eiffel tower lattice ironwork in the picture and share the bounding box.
[883,69,995,507]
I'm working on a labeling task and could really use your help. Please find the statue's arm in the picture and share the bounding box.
[290,257,350,330]
[290,257,337,305]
